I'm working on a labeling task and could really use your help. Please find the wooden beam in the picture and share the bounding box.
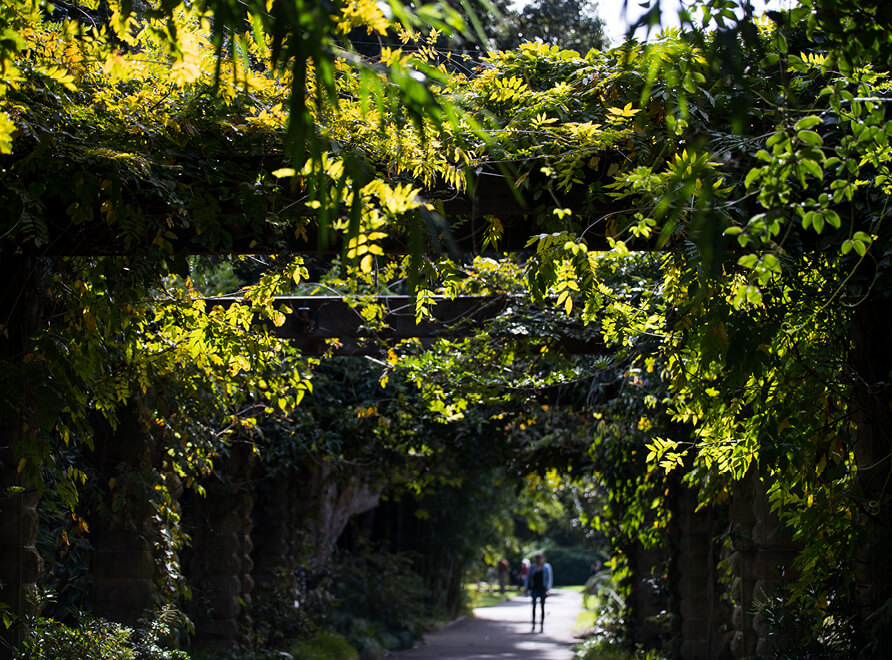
[20,170,627,257]
[209,295,606,356]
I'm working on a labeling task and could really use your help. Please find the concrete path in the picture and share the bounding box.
[390,588,584,659]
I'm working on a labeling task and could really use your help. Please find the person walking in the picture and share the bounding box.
[523,552,553,633]
[497,557,510,594]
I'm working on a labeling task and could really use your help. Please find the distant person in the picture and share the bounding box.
[497,557,510,593]
[524,552,553,633]
[588,560,602,595]
[519,557,530,589]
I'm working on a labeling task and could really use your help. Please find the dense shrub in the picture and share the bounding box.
[249,575,318,652]
[289,630,358,660]
[17,613,189,660]
[326,546,428,658]
[523,540,600,586]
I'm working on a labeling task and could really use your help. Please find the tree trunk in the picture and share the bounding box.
[295,461,381,567]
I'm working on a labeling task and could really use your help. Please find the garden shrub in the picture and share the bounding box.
[16,612,190,660]
[575,637,668,660]
[17,615,135,660]
[523,540,599,586]
[326,545,427,658]
[289,630,358,660]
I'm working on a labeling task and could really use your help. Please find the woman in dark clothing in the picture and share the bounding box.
[523,552,553,632]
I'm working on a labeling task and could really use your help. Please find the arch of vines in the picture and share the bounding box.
[3,0,892,653]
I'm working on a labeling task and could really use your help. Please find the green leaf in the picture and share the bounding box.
[800,158,824,180]
[744,167,762,188]
[738,254,759,269]
[853,231,873,243]
[794,116,823,131]
[797,130,823,147]
[746,285,763,306]
[775,32,788,54]
[762,254,781,273]
[824,209,841,229]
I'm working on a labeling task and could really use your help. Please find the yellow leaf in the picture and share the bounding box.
[0,111,16,155]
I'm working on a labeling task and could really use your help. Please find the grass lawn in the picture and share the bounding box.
[465,583,524,608]
[466,583,590,610]
[574,602,599,633]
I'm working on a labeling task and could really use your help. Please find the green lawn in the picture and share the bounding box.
[465,583,524,608]
[574,601,599,633]
[466,583,590,610]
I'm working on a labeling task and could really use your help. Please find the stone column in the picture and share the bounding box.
[627,541,669,650]
[0,440,42,657]
[89,405,158,624]
[849,298,892,654]
[671,488,730,660]
[251,473,300,600]
[0,255,45,656]
[722,470,798,658]
[748,475,798,657]
[724,482,758,659]
[184,444,255,651]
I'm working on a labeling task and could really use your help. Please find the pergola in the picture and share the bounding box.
[24,170,627,354]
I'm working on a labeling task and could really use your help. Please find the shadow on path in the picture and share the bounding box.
[390,588,584,660]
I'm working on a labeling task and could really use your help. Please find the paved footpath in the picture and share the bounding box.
[390,588,584,660]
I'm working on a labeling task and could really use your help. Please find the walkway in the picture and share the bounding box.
[391,588,584,660]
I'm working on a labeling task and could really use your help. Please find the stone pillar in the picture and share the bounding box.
[89,405,158,624]
[748,476,798,657]
[671,488,729,660]
[724,482,758,659]
[628,542,669,650]
[849,298,892,654]
[722,471,798,658]
[251,473,300,599]
[0,255,45,656]
[0,441,42,657]
[91,529,156,622]
[184,444,254,651]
